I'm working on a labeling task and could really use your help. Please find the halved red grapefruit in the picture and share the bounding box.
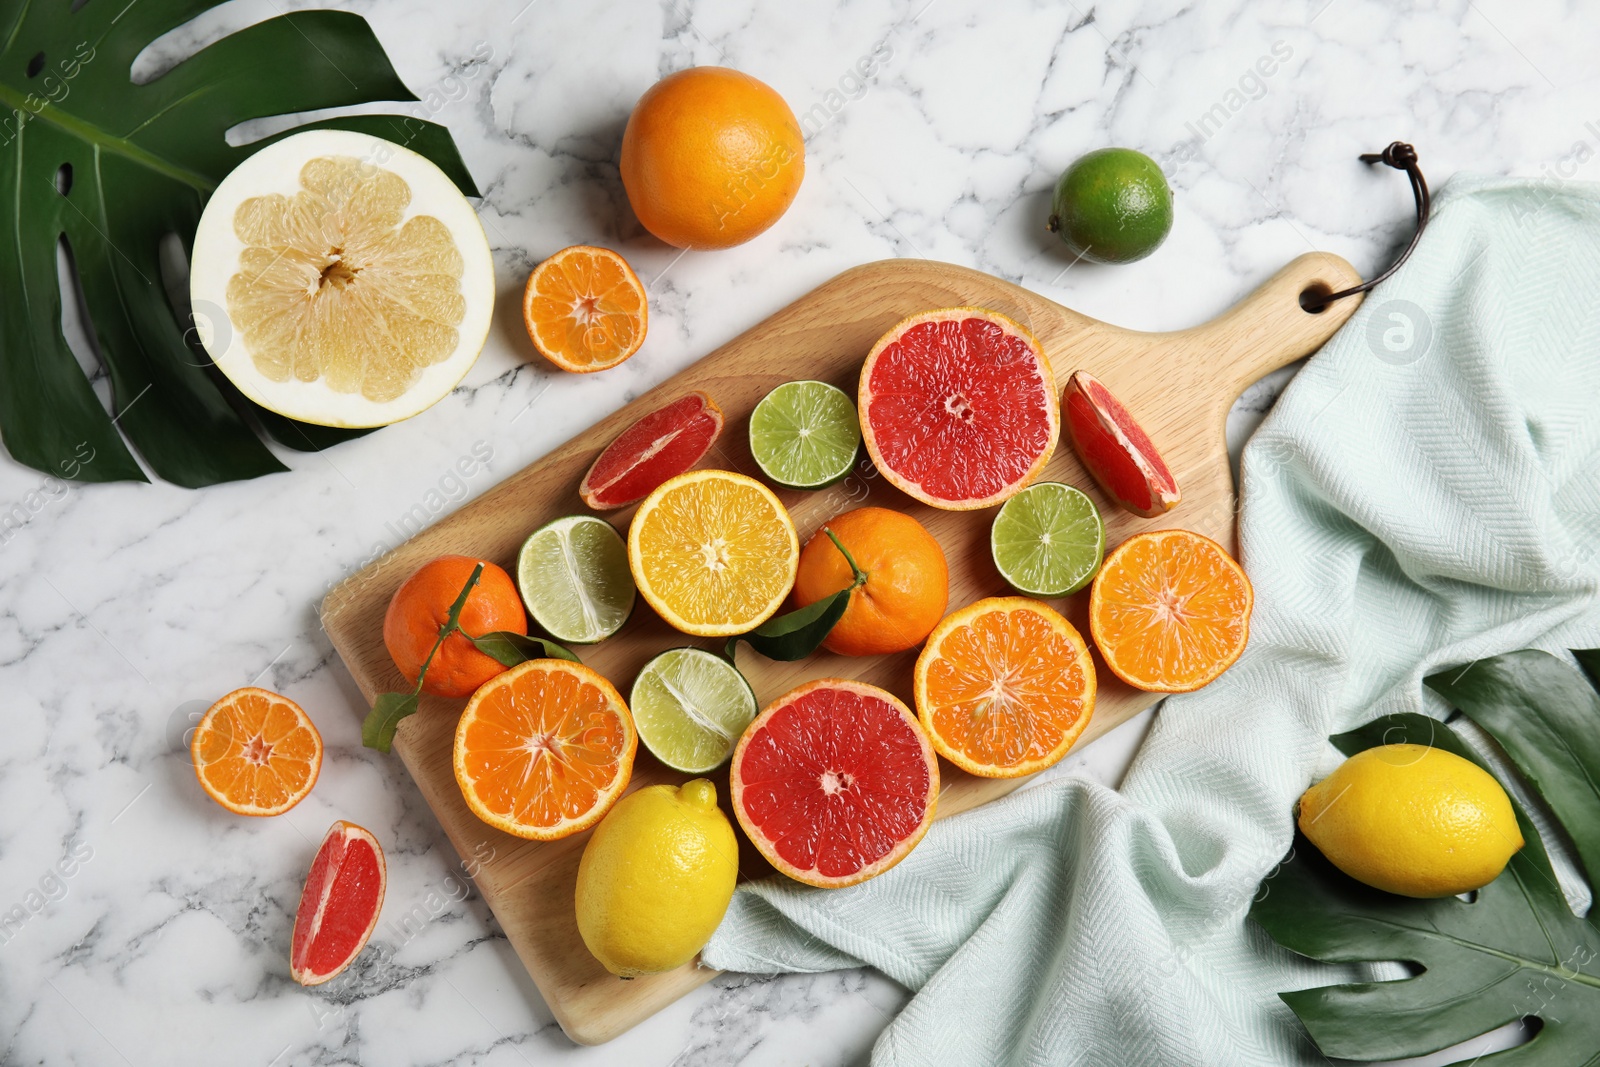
[859,308,1058,510]
[1063,370,1180,518]
[579,392,725,510]
[730,678,938,888]
[290,821,386,986]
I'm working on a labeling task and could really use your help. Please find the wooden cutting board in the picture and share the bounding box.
[320,254,1363,1044]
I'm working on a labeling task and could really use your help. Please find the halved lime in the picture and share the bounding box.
[748,380,861,490]
[990,482,1105,596]
[517,515,635,643]
[631,647,758,773]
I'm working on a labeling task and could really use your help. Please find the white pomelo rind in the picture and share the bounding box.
[190,129,494,428]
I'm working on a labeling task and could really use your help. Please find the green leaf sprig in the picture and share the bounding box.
[362,563,577,753]
[725,527,866,663]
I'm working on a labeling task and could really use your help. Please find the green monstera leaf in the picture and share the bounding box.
[1252,649,1600,1064]
[0,0,477,487]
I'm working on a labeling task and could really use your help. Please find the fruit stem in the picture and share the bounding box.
[823,528,869,590]
[1046,214,1060,234]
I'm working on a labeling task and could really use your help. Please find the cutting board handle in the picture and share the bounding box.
[1183,252,1366,401]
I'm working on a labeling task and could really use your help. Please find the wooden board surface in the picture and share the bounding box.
[320,255,1363,1044]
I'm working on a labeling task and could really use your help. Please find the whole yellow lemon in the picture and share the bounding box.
[1297,743,1524,898]
[575,778,738,977]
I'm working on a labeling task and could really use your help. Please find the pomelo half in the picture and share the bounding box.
[859,308,1058,510]
[190,129,494,428]
[730,678,938,888]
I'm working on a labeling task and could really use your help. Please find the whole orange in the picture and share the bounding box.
[383,556,527,699]
[793,507,949,657]
[620,67,804,250]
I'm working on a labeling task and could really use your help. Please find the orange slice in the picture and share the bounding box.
[191,687,323,816]
[913,597,1096,778]
[1088,529,1254,693]
[628,469,799,637]
[453,659,636,840]
[523,245,648,372]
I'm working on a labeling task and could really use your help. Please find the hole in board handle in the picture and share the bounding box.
[1298,284,1333,314]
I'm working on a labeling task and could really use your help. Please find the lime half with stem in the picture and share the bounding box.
[990,482,1105,596]
[517,515,635,643]
[748,380,861,490]
[631,647,758,773]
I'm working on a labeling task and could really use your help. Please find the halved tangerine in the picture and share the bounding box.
[523,245,648,373]
[453,659,636,840]
[859,308,1058,510]
[730,679,938,888]
[914,597,1096,778]
[1089,529,1253,693]
[192,687,322,816]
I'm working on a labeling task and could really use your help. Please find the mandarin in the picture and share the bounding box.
[793,507,948,657]
[382,555,527,698]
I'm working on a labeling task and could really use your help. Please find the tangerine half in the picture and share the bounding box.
[192,687,322,816]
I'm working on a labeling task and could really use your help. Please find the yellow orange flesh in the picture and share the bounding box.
[192,687,323,816]
[914,597,1096,778]
[453,660,636,841]
[1089,529,1254,693]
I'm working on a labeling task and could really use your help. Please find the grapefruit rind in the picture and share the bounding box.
[579,392,725,510]
[452,660,637,841]
[858,307,1059,511]
[913,598,1097,779]
[189,129,495,429]
[290,820,386,987]
[730,678,938,889]
[1088,530,1253,693]
[627,469,799,638]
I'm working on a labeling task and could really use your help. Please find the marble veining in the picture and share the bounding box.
[3,0,1595,1063]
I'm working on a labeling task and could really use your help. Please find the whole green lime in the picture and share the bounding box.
[1048,148,1172,264]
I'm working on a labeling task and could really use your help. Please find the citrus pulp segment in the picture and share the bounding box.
[1088,529,1253,693]
[730,678,938,888]
[858,308,1059,510]
[990,481,1105,596]
[453,660,636,841]
[189,129,495,428]
[523,245,648,372]
[580,392,725,510]
[631,647,759,773]
[1063,370,1180,517]
[290,821,386,986]
[627,469,799,637]
[192,687,322,816]
[516,516,635,644]
[914,597,1096,778]
[748,380,861,489]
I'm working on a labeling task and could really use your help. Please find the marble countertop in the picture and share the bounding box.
[5,0,1595,1063]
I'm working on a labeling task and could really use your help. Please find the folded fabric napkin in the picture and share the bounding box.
[702,174,1600,1065]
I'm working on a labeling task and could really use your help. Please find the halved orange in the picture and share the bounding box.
[523,245,648,373]
[453,659,636,840]
[192,687,323,816]
[628,469,799,637]
[913,597,1096,778]
[1088,529,1254,693]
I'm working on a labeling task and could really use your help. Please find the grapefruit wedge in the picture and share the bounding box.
[1063,370,1180,518]
[290,821,386,986]
[859,308,1058,510]
[580,392,725,510]
[731,679,938,888]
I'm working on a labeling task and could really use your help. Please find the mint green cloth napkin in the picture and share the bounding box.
[702,175,1600,1065]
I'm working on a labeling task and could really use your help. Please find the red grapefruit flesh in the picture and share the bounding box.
[731,678,938,888]
[290,821,386,986]
[580,392,724,510]
[1063,370,1180,518]
[859,308,1058,510]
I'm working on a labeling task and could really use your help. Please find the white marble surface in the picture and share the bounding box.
[4,0,1598,1063]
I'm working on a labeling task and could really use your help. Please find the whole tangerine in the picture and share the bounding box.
[620,67,804,250]
[383,555,527,699]
[793,507,948,657]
